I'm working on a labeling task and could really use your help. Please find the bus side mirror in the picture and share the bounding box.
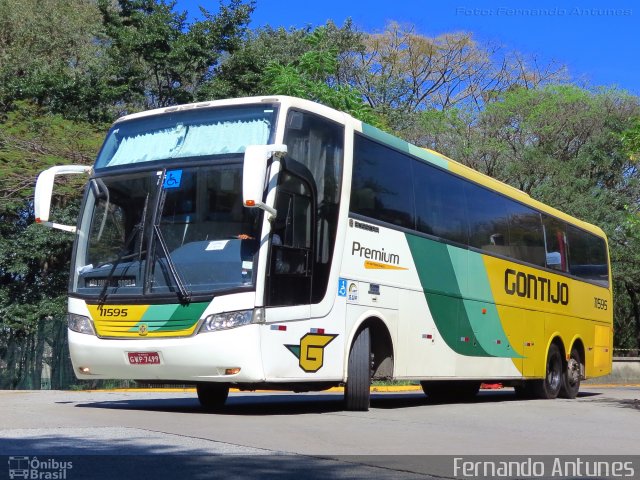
[243,144,287,220]
[34,165,91,233]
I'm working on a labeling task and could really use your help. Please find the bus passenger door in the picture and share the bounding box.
[261,171,314,379]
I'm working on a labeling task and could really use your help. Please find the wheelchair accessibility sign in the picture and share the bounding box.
[337,278,347,297]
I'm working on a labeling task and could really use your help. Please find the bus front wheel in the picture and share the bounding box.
[197,383,229,410]
[533,343,563,399]
[344,327,371,411]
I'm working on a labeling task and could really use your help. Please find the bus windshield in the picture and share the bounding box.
[95,105,277,169]
[72,164,262,299]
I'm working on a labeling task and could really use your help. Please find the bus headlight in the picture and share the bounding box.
[199,309,259,333]
[68,313,96,335]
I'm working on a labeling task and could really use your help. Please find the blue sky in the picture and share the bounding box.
[177,0,638,94]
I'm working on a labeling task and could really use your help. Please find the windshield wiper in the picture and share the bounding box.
[153,224,191,304]
[147,172,191,304]
[98,190,150,304]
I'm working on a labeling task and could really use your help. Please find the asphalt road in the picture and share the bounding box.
[1,386,639,479]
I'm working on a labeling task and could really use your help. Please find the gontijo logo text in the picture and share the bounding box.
[504,268,569,305]
[351,241,407,270]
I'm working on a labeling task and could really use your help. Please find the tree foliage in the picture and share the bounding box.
[0,0,108,120]
[341,22,567,115]
[97,0,254,112]
[0,103,104,388]
[262,26,381,126]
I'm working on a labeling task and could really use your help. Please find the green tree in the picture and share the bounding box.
[261,26,381,126]
[340,22,567,116]
[0,103,105,388]
[0,0,112,121]
[98,0,255,112]
[199,20,363,99]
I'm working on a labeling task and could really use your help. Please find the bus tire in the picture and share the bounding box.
[197,383,229,410]
[533,343,563,399]
[559,346,582,399]
[344,327,371,411]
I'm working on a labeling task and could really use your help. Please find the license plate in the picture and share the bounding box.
[128,352,160,365]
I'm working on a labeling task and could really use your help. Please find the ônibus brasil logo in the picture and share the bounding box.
[8,456,72,479]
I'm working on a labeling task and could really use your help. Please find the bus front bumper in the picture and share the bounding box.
[68,324,265,383]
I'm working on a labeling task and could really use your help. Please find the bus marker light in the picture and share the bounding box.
[460,337,469,343]
[225,368,241,375]
[496,340,502,344]
[482,308,487,314]
[310,328,325,334]
[422,334,433,339]
[271,325,287,331]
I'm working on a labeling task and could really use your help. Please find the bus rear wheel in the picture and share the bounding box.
[344,327,371,411]
[532,343,563,399]
[559,346,582,399]
[197,383,229,410]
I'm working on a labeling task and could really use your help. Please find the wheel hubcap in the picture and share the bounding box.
[567,358,580,385]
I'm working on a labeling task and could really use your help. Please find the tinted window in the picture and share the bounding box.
[509,205,545,266]
[351,135,415,228]
[413,160,468,244]
[567,225,609,286]
[542,215,568,271]
[466,183,511,253]
[284,111,344,303]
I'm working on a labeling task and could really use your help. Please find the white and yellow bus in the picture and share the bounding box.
[35,96,613,411]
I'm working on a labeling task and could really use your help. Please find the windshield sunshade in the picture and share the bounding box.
[95,106,277,168]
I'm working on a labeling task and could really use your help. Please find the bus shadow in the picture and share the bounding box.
[74,393,347,416]
[71,388,602,415]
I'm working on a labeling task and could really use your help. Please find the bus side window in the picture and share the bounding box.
[542,215,568,272]
[566,224,608,285]
[465,182,511,255]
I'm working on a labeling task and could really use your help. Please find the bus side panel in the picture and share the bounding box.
[397,289,456,378]
[259,302,346,381]
[592,324,613,376]
[482,255,613,379]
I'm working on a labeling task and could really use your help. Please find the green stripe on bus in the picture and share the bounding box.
[406,234,519,357]
[464,252,522,358]
[406,234,490,356]
[361,124,449,169]
[141,304,178,321]
[130,302,208,332]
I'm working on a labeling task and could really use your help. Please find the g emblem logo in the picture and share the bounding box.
[285,333,337,372]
